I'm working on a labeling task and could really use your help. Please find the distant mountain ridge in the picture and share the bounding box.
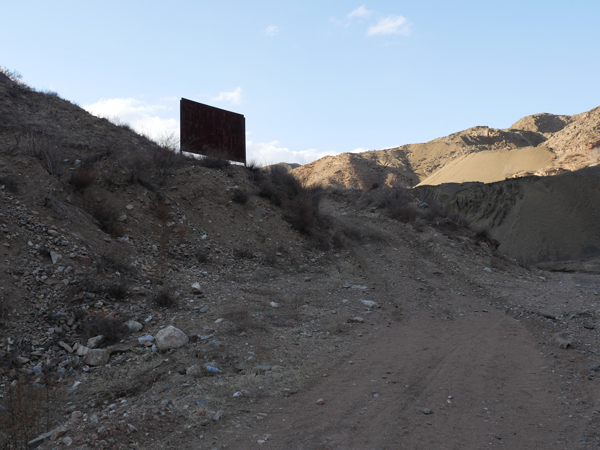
[290,106,600,189]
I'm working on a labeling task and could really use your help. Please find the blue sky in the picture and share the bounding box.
[2,1,600,165]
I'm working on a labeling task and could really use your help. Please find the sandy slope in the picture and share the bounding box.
[417,146,555,186]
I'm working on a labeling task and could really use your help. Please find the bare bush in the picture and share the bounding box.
[195,246,210,263]
[222,307,265,332]
[232,189,250,204]
[81,315,130,346]
[153,289,177,308]
[84,189,124,237]
[105,283,128,300]
[0,377,52,449]
[0,175,18,193]
[22,131,66,176]
[234,247,255,259]
[69,167,96,191]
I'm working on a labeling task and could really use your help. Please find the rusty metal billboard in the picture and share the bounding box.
[180,98,246,164]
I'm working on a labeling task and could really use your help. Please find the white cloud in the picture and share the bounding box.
[350,147,367,153]
[83,97,179,143]
[264,25,279,37]
[348,5,372,18]
[84,97,336,165]
[367,15,411,36]
[211,87,243,105]
[247,140,335,166]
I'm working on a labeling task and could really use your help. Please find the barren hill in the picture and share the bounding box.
[292,106,600,189]
[2,72,600,449]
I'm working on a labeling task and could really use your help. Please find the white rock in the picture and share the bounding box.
[83,349,110,366]
[359,299,379,308]
[73,343,89,356]
[155,325,189,351]
[50,251,61,264]
[87,335,104,349]
[125,320,143,332]
[191,282,202,293]
[186,365,203,377]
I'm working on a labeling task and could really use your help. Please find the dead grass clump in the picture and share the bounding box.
[232,189,250,204]
[97,252,132,275]
[284,193,319,232]
[0,175,18,193]
[0,377,51,449]
[198,155,231,169]
[222,308,256,332]
[391,204,418,223]
[69,167,96,191]
[474,228,500,249]
[375,188,419,223]
[81,315,129,346]
[234,247,255,259]
[195,247,210,263]
[85,189,124,237]
[105,283,128,300]
[153,289,177,308]
[153,147,187,182]
[412,220,427,232]
[122,149,154,183]
[245,160,263,183]
[262,247,278,265]
[192,147,232,169]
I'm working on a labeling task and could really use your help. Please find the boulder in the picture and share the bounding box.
[83,349,110,366]
[155,325,189,351]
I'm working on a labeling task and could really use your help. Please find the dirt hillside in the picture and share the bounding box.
[2,72,600,450]
[414,165,600,270]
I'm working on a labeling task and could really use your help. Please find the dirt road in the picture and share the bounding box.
[218,213,599,449]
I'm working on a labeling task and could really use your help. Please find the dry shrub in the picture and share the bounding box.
[81,315,129,346]
[245,160,263,183]
[69,167,96,191]
[119,148,154,183]
[0,377,51,449]
[222,307,266,332]
[284,193,319,232]
[153,289,177,308]
[153,147,187,182]
[262,247,278,265]
[195,247,210,263]
[22,131,66,176]
[97,251,132,275]
[234,247,254,259]
[474,228,499,249]
[412,220,427,232]
[232,189,250,204]
[0,175,18,193]
[391,204,418,223]
[195,147,232,169]
[105,283,128,300]
[84,189,124,237]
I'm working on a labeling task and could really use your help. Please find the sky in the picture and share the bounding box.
[2,1,600,165]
